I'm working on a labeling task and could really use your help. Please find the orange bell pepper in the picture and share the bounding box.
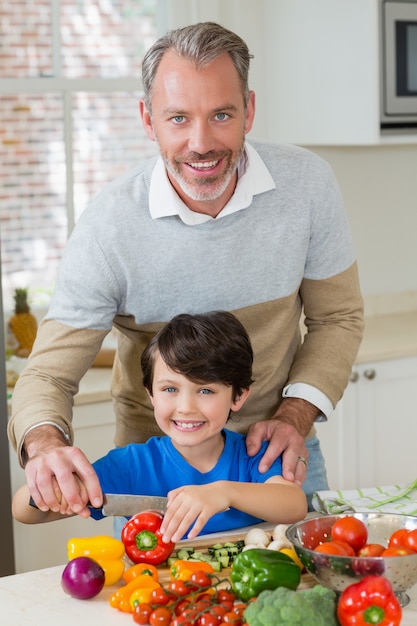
[109,574,161,613]
[123,562,159,583]
[170,559,215,581]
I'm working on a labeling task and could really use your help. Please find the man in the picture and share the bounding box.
[8,22,363,517]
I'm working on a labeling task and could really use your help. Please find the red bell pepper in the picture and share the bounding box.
[121,510,175,565]
[337,575,402,626]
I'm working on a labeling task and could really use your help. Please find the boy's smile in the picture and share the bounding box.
[148,352,249,468]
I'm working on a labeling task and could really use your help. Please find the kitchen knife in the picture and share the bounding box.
[29,493,168,516]
[102,493,168,516]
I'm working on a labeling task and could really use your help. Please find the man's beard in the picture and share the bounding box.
[158,141,245,203]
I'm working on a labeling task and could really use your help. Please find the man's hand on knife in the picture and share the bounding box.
[24,424,102,517]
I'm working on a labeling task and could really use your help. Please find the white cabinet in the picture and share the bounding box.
[316,356,417,491]
[10,401,116,574]
[262,0,386,146]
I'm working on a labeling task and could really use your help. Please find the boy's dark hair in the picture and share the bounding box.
[141,311,254,401]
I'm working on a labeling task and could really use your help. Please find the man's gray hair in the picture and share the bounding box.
[142,22,253,112]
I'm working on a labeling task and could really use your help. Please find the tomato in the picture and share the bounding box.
[216,588,235,611]
[179,608,200,622]
[150,586,173,606]
[314,540,352,556]
[174,599,191,616]
[404,528,417,552]
[210,604,227,620]
[168,580,190,597]
[221,612,243,624]
[388,528,410,548]
[149,606,172,626]
[331,540,356,556]
[197,613,219,626]
[189,570,213,588]
[357,543,385,557]
[331,516,368,552]
[381,546,415,557]
[232,603,248,617]
[171,617,194,626]
[216,589,236,603]
[133,602,153,625]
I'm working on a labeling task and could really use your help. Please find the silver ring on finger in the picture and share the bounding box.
[297,455,308,468]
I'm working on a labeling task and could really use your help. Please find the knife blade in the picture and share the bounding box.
[29,493,168,516]
[102,493,168,516]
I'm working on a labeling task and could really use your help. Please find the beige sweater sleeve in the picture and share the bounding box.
[8,319,108,464]
[292,262,364,407]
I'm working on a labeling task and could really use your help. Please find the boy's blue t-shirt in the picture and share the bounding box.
[90,429,283,535]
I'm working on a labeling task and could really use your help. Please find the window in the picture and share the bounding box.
[0,0,159,310]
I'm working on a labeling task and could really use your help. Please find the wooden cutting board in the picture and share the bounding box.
[156,528,317,590]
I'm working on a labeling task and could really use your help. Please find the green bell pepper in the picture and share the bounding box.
[230,548,301,602]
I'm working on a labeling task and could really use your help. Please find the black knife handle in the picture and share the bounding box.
[28,495,98,510]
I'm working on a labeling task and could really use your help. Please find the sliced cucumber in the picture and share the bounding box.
[167,539,244,570]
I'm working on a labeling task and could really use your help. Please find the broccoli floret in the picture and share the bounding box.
[243,585,339,626]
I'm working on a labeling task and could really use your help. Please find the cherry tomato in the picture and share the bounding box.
[133,602,153,625]
[404,528,417,552]
[388,528,410,548]
[189,570,213,589]
[171,618,194,626]
[210,604,227,620]
[357,543,385,557]
[314,540,352,556]
[217,598,234,612]
[195,592,213,604]
[169,580,190,597]
[381,546,415,556]
[331,540,356,556]
[216,589,236,604]
[149,606,172,626]
[331,516,368,552]
[232,603,248,617]
[180,608,200,621]
[197,613,220,626]
[150,586,173,606]
[174,599,191,617]
[221,611,243,624]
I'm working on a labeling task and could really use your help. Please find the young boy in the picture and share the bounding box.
[12,311,307,542]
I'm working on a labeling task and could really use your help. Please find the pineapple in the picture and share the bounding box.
[8,288,38,357]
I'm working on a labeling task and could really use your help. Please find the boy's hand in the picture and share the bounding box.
[160,483,229,543]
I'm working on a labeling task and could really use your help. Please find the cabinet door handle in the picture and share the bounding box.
[363,368,376,380]
[349,371,359,382]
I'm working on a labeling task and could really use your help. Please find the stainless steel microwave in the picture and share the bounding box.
[380,0,417,129]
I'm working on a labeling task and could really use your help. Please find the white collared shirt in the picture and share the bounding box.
[149,142,276,225]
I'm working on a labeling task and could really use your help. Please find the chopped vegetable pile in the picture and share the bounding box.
[167,540,245,571]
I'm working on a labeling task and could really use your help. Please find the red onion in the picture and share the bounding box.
[61,556,105,599]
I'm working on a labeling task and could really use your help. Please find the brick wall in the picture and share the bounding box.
[0,0,158,310]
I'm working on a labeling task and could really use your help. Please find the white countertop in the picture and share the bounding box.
[1,564,417,625]
[357,311,417,363]
[74,311,417,405]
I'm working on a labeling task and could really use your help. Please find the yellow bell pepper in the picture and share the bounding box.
[67,535,125,585]
[279,547,304,570]
[129,580,161,610]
